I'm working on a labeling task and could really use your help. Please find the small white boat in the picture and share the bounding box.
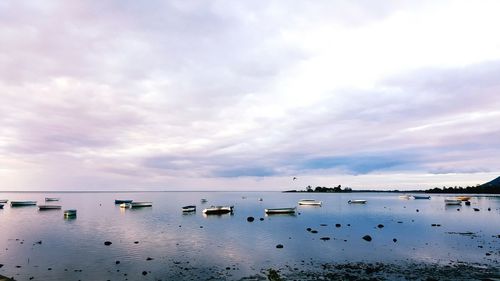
[38,205,62,210]
[298,199,322,206]
[399,195,411,199]
[115,199,133,204]
[182,205,196,212]
[203,206,233,215]
[10,201,37,206]
[45,197,60,202]
[348,200,367,204]
[455,196,471,201]
[64,209,77,217]
[412,195,431,200]
[0,199,8,203]
[120,203,132,208]
[445,199,462,205]
[265,207,296,214]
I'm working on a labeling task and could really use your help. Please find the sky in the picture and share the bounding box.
[1,1,500,191]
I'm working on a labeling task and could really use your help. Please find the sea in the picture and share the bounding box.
[0,191,499,280]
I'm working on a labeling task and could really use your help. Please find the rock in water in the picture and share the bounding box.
[247,216,255,222]
[104,241,112,246]
[473,208,480,212]
[377,224,384,228]
[393,238,397,242]
[276,244,284,249]
[320,237,330,241]
[362,235,372,242]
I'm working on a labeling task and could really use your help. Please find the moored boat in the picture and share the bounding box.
[115,199,133,204]
[64,209,77,217]
[265,207,296,214]
[130,202,152,208]
[45,197,60,202]
[348,199,367,204]
[399,195,411,199]
[0,199,8,203]
[38,205,62,210]
[445,199,462,205]
[203,206,233,215]
[298,199,322,206]
[182,205,196,212]
[10,201,37,206]
[455,196,471,201]
[120,203,131,208]
[412,195,431,200]
[201,199,208,203]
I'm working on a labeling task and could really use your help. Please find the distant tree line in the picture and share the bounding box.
[425,184,499,194]
[289,185,353,193]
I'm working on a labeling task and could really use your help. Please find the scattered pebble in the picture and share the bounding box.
[276,244,284,249]
[247,216,255,222]
[362,235,372,242]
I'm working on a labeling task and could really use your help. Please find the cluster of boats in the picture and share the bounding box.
[0,198,77,218]
[399,194,473,206]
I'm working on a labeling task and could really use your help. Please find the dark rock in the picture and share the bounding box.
[48,268,52,271]
[115,261,120,264]
[259,218,264,221]
[16,265,21,268]
[362,235,372,242]
[306,228,312,232]
[0,264,3,268]
[473,208,480,211]
[397,221,403,224]
[377,224,384,228]
[226,267,230,270]
[104,241,112,246]
[335,224,341,228]
[142,271,147,275]
[457,209,460,211]
[487,208,491,211]
[416,209,419,212]
[431,224,437,227]
[486,252,491,256]
[393,238,397,243]
[146,257,153,261]
[437,224,441,227]
[247,216,255,222]
[35,241,42,244]
[311,230,318,234]
[320,224,327,226]
[320,237,330,241]
[465,201,471,206]
[276,244,284,249]
[134,241,139,244]
[347,224,351,226]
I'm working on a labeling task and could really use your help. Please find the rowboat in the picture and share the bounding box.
[45,198,60,202]
[445,199,462,205]
[182,205,196,212]
[348,200,367,204]
[265,207,296,214]
[455,196,471,201]
[38,205,62,210]
[203,206,233,215]
[298,199,322,206]
[10,201,37,206]
[120,202,153,208]
[412,195,431,200]
[399,195,411,199]
[0,199,8,203]
[115,199,133,204]
[64,209,77,217]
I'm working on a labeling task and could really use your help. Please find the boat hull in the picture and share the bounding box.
[115,200,133,204]
[10,201,37,206]
[64,210,77,217]
[203,206,233,215]
[445,199,462,205]
[348,200,367,204]
[0,199,8,203]
[38,205,62,210]
[45,198,60,202]
[265,207,296,214]
[412,196,431,199]
[130,202,152,208]
[182,205,196,212]
[298,200,322,206]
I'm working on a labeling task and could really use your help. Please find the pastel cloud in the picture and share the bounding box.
[1,1,500,190]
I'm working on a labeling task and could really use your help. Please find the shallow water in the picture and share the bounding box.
[0,192,499,280]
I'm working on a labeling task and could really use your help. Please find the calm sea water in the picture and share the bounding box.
[0,192,499,280]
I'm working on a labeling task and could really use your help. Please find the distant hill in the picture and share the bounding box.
[425,176,500,194]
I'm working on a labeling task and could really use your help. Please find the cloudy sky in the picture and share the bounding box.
[1,1,500,191]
